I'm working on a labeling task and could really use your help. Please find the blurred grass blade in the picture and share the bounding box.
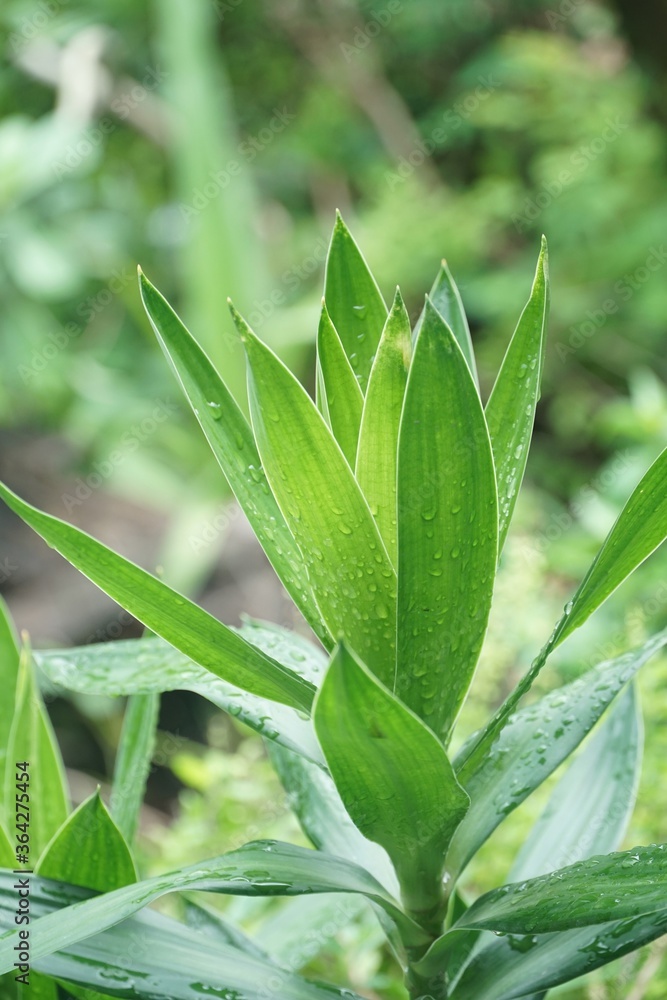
[111,693,160,845]
[139,270,328,646]
[416,260,478,386]
[397,299,497,741]
[0,874,362,1000]
[4,648,68,857]
[0,483,314,713]
[0,840,425,969]
[38,791,136,891]
[509,682,642,881]
[313,642,468,919]
[268,742,399,895]
[234,309,397,687]
[448,629,667,878]
[0,598,20,813]
[182,898,270,960]
[316,301,364,466]
[356,288,411,566]
[485,238,549,552]
[35,627,325,765]
[324,211,388,390]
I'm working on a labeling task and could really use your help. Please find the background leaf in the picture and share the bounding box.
[0,599,20,815]
[110,693,159,845]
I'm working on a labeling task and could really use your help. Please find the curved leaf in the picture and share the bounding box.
[313,643,468,921]
[138,271,328,646]
[397,298,497,740]
[111,692,159,844]
[485,237,549,551]
[234,308,397,687]
[317,301,364,466]
[448,630,667,878]
[355,287,411,567]
[0,482,314,714]
[324,211,388,390]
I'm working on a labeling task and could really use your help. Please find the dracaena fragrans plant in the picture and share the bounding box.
[0,215,666,1000]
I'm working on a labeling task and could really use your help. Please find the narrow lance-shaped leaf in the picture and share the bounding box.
[510,681,642,882]
[0,598,20,813]
[0,482,314,714]
[0,840,428,971]
[181,897,270,960]
[38,790,136,891]
[485,237,549,552]
[316,301,364,466]
[448,629,667,877]
[111,693,160,844]
[4,648,68,858]
[313,643,469,923]
[397,299,498,741]
[356,287,412,567]
[138,270,328,647]
[416,260,478,387]
[234,307,397,688]
[324,211,388,390]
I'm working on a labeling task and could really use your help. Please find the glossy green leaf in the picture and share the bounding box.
[0,482,314,714]
[38,791,136,892]
[419,260,478,386]
[0,841,426,970]
[485,238,549,551]
[181,897,270,960]
[0,873,364,1000]
[397,298,497,740]
[110,692,159,844]
[234,308,397,687]
[4,649,68,858]
[313,643,468,921]
[355,288,411,566]
[510,682,642,882]
[448,629,667,878]
[35,625,325,766]
[316,301,364,466]
[268,742,399,894]
[324,211,388,390]
[138,271,328,646]
[0,598,20,814]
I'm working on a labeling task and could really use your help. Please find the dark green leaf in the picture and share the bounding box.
[313,643,468,919]
[317,301,364,466]
[0,482,314,714]
[324,211,387,390]
[397,298,497,740]
[356,288,411,567]
[485,238,549,551]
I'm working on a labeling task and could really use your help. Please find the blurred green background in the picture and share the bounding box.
[1,0,667,996]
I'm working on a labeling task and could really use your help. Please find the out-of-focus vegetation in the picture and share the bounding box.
[2,0,667,995]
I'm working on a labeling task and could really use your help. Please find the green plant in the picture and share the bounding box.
[1,215,666,1000]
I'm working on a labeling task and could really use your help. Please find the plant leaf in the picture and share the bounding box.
[4,649,68,858]
[397,298,497,740]
[485,237,549,552]
[510,682,642,882]
[324,211,387,390]
[181,897,270,960]
[316,301,364,466]
[355,288,411,567]
[138,269,328,646]
[0,598,20,814]
[417,260,478,386]
[448,629,667,878]
[234,308,397,687]
[0,482,314,714]
[35,627,325,766]
[110,692,159,845]
[0,873,364,1000]
[0,841,426,970]
[313,642,468,917]
[38,790,136,892]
